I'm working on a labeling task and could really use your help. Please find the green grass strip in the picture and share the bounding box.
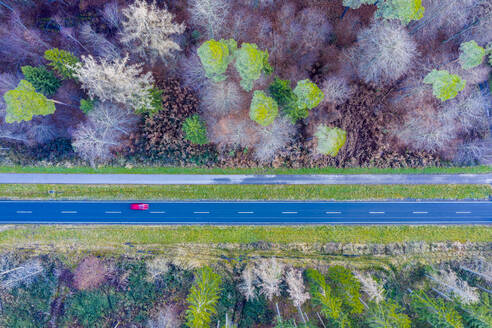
[0,225,490,245]
[0,165,490,174]
[0,184,490,200]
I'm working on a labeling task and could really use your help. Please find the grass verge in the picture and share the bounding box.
[0,184,491,200]
[0,165,491,174]
[0,225,490,246]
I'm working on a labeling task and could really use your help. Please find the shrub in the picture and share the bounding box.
[43,48,79,80]
[3,80,56,123]
[234,42,272,91]
[314,125,347,156]
[268,78,305,123]
[72,256,110,291]
[249,90,278,126]
[293,79,324,111]
[21,65,60,97]
[198,39,237,82]
[63,290,115,328]
[423,69,466,101]
[459,41,486,70]
[353,22,418,84]
[183,114,209,145]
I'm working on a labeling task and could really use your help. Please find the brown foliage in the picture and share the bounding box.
[72,256,110,291]
[129,79,217,165]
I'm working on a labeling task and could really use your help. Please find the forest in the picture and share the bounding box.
[0,0,490,169]
[1,252,491,328]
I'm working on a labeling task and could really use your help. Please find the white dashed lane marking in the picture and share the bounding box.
[456,211,471,214]
[150,211,165,214]
[369,211,385,214]
[326,211,342,214]
[412,211,428,214]
[61,211,77,214]
[16,211,32,214]
[282,211,298,214]
[194,211,210,214]
[237,211,254,214]
[105,211,122,214]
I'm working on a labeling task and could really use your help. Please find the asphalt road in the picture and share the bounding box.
[1,201,491,224]
[0,173,492,185]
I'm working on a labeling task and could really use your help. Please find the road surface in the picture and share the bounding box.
[1,201,491,224]
[0,173,491,185]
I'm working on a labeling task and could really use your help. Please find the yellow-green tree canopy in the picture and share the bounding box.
[234,43,272,91]
[197,39,237,82]
[315,125,347,156]
[185,267,222,328]
[3,80,56,123]
[423,69,466,101]
[376,0,425,25]
[293,79,324,110]
[459,41,486,70]
[249,90,278,126]
[44,48,79,80]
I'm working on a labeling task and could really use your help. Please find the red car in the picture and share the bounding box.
[130,203,149,210]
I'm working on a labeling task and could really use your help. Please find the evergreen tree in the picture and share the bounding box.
[186,267,222,328]
[182,115,209,145]
[410,290,464,328]
[21,65,61,97]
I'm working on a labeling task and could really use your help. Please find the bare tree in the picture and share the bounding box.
[321,76,354,105]
[188,0,230,39]
[254,258,284,301]
[200,81,245,116]
[285,268,310,324]
[444,89,489,132]
[429,269,480,305]
[254,117,296,163]
[79,23,120,59]
[120,0,185,62]
[147,304,180,328]
[146,257,170,282]
[352,21,418,84]
[460,258,492,283]
[101,1,122,30]
[354,272,385,304]
[453,141,488,166]
[238,266,257,302]
[72,102,137,166]
[73,55,154,111]
[179,50,208,91]
[0,259,44,290]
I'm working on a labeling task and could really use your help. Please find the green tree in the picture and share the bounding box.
[269,78,306,123]
[343,0,377,9]
[44,48,79,79]
[410,290,464,328]
[198,39,237,82]
[458,293,492,328]
[183,115,209,145]
[136,87,163,116]
[366,300,411,328]
[21,65,60,97]
[249,90,278,126]
[186,267,222,328]
[327,266,364,315]
[80,98,95,114]
[293,79,324,111]
[459,41,486,70]
[423,69,466,101]
[305,269,350,328]
[375,0,425,25]
[63,290,116,328]
[234,43,273,91]
[3,80,56,123]
[314,125,347,157]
